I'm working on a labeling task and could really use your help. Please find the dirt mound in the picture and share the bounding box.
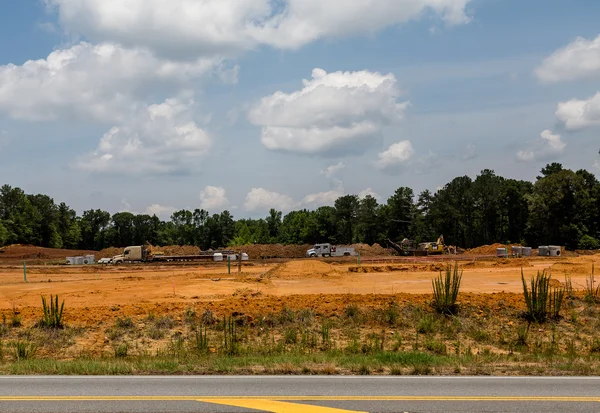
[266,260,336,278]
[467,243,525,256]
[0,245,95,261]
[493,258,532,267]
[230,244,311,259]
[350,243,389,256]
[96,247,123,259]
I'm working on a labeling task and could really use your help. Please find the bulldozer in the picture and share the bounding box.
[388,235,456,256]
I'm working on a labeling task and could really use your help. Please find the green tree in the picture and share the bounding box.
[334,195,359,244]
[356,195,380,245]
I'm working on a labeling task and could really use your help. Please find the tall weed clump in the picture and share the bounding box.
[431,263,462,315]
[38,295,65,329]
[521,269,564,323]
[585,264,600,302]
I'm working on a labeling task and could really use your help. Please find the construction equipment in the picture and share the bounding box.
[388,235,455,256]
[109,245,243,264]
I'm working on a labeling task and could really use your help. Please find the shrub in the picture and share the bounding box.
[416,315,436,334]
[114,343,128,358]
[13,341,36,360]
[38,295,65,329]
[284,328,298,344]
[579,235,600,250]
[344,304,361,321]
[115,317,134,329]
[521,269,564,323]
[431,263,462,315]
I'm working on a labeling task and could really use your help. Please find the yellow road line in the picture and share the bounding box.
[197,398,367,413]
[0,396,599,402]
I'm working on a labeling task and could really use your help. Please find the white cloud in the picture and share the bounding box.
[321,162,345,177]
[535,35,600,83]
[516,130,566,162]
[249,68,409,156]
[302,180,345,206]
[48,0,473,57]
[461,143,477,161]
[144,204,176,218]
[375,140,415,173]
[73,98,211,175]
[593,160,600,171]
[0,42,217,122]
[556,92,600,130]
[359,188,379,199]
[199,186,229,211]
[244,188,296,212]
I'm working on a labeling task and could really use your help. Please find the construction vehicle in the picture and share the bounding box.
[306,243,356,258]
[109,245,242,264]
[388,235,455,256]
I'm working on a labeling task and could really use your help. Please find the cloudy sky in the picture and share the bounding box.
[1,0,599,219]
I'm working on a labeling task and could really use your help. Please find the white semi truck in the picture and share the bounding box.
[306,243,356,258]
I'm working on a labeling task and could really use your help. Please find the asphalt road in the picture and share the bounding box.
[1,376,599,412]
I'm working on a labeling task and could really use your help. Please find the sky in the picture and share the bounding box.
[1,0,600,219]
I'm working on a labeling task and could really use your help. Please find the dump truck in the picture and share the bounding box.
[306,243,356,258]
[109,245,242,264]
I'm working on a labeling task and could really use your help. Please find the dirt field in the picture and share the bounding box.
[1,254,598,313]
[1,248,600,374]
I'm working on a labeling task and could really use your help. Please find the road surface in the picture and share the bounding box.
[1,376,599,412]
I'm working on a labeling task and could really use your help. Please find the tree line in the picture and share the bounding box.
[1,163,599,251]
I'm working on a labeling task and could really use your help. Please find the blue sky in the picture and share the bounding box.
[1,0,599,218]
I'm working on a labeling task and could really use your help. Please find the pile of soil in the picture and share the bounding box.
[467,243,519,255]
[96,247,123,259]
[230,244,312,259]
[265,260,338,279]
[351,243,389,256]
[0,244,95,261]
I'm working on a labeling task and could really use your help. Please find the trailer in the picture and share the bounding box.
[110,245,240,264]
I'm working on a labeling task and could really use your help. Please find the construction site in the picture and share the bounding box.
[1,241,600,375]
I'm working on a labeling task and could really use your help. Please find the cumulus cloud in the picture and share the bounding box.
[73,98,211,175]
[302,180,345,206]
[535,35,600,83]
[516,130,566,162]
[244,188,296,212]
[249,68,409,156]
[556,92,600,131]
[199,186,229,210]
[359,188,379,199]
[0,42,217,122]
[144,204,176,218]
[321,162,345,177]
[47,0,473,58]
[375,140,415,173]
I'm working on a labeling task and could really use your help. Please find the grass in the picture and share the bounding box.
[38,295,65,329]
[521,269,564,323]
[432,262,462,315]
[585,264,600,302]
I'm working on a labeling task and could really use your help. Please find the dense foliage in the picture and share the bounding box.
[1,164,599,250]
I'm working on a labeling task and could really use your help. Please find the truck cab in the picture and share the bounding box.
[307,243,332,257]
